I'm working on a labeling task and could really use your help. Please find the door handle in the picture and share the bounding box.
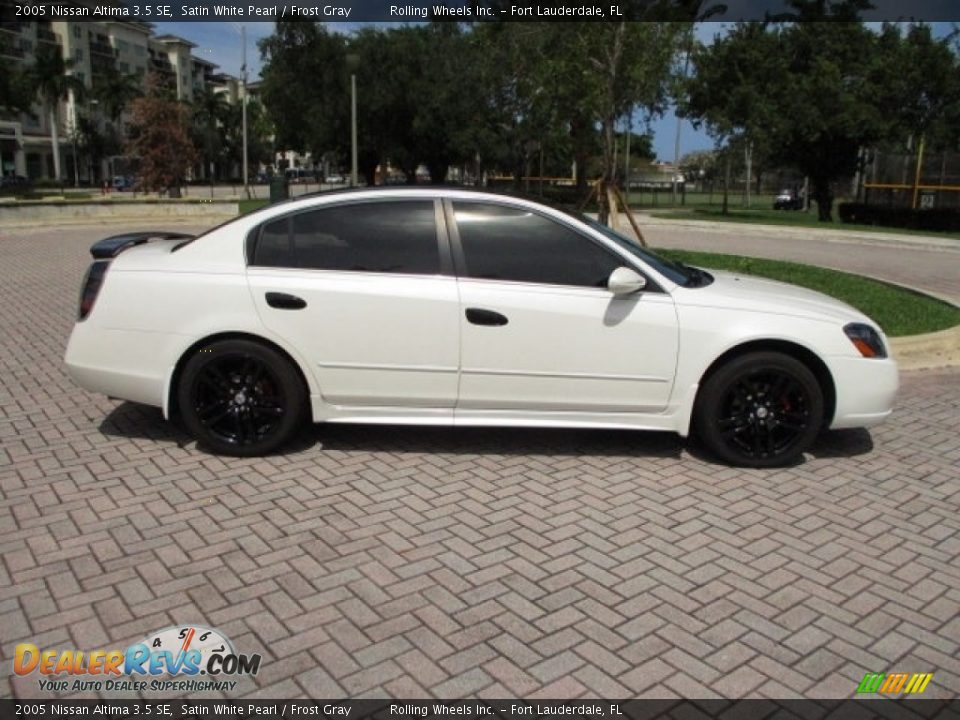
[265,292,307,310]
[466,308,508,326]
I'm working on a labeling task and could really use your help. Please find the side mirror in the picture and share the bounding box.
[607,267,647,296]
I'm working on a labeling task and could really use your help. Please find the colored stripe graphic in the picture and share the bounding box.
[856,672,933,695]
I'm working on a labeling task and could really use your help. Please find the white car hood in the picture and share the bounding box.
[676,269,873,325]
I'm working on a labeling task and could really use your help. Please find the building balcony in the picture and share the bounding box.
[0,39,24,58]
[36,26,57,43]
[90,41,115,57]
[0,22,25,34]
[149,59,174,75]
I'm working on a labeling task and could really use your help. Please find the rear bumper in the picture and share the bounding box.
[64,324,181,409]
[828,356,899,429]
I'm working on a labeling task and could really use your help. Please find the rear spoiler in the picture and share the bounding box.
[90,231,195,259]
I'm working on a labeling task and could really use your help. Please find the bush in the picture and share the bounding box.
[838,203,960,232]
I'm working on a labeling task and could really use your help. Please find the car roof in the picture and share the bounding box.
[266,184,579,216]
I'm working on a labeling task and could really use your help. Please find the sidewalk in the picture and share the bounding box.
[637,212,960,252]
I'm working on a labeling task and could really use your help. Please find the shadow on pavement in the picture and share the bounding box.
[98,401,685,459]
[808,427,875,459]
[97,401,873,463]
[311,423,686,459]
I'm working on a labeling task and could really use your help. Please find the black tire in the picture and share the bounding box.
[177,339,306,457]
[694,351,824,468]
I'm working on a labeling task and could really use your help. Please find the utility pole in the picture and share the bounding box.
[241,25,250,199]
[673,26,694,204]
[70,90,79,188]
[350,73,358,187]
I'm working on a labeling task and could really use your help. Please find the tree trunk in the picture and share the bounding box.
[722,152,731,215]
[812,176,833,222]
[427,162,447,185]
[571,119,591,196]
[49,106,61,181]
[360,160,378,187]
[602,115,616,186]
[744,142,752,208]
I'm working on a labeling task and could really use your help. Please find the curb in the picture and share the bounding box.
[891,324,960,371]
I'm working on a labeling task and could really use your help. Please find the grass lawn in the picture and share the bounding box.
[239,198,270,215]
[648,205,960,241]
[656,249,960,337]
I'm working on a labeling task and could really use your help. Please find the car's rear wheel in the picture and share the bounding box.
[695,352,824,467]
[177,339,306,456]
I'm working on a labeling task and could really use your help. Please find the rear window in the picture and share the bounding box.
[251,200,439,275]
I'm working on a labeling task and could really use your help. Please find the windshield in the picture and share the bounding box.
[569,212,709,287]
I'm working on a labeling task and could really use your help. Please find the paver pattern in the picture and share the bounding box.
[1,224,958,700]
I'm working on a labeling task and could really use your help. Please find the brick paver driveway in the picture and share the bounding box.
[1,224,958,700]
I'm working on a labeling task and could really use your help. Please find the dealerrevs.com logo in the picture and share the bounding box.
[14,625,261,693]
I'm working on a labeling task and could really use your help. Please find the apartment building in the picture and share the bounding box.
[0,15,225,183]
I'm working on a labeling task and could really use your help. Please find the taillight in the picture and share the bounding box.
[78,260,109,320]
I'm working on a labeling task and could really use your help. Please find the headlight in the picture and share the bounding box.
[844,323,887,358]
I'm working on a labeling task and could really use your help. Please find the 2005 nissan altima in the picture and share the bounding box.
[64,188,898,467]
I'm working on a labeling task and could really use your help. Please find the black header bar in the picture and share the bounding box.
[5,0,960,23]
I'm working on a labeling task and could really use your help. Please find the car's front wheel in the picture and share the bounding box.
[177,339,306,456]
[695,351,824,467]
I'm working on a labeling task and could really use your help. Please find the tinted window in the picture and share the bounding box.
[454,202,622,288]
[253,201,439,275]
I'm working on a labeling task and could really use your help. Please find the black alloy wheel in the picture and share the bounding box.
[178,339,306,456]
[695,352,824,467]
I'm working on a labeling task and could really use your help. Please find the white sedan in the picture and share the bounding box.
[64,188,898,467]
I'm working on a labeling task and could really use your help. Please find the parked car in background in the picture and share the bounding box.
[0,175,31,191]
[285,168,316,184]
[774,188,804,210]
[112,176,136,192]
[64,188,897,467]
[325,174,345,184]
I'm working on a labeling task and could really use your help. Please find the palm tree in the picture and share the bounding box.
[89,65,142,181]
[30,44,85,181]
[91,64,143,123]
[191,85,230,180]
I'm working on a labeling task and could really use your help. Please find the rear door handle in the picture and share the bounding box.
[466,308,508,326]
[265,292,307,310]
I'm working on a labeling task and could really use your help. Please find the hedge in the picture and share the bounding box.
[838,202,960,232]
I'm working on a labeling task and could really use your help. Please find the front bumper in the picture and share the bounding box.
[827,355,899,429]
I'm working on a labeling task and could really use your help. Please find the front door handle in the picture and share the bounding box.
[466,308,508,326]
[266,292,307,310]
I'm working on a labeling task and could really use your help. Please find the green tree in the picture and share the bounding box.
[471,23,570,188]
[258,22,347,166]
[91,64,142,123]
[534,21,685,213]
[29,44,85,181]
[408,24,483,184]
[0,60,34,116]
[772,21,886,220]
[870,23,960,153]
[685,5,894,222]
[684,23,786,212]
[86,65,142,182]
